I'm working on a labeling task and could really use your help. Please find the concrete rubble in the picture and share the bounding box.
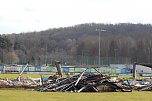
[0,77,40,88]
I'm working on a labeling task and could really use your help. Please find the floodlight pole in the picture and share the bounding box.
[96,29,106,68]
[99,31,101,67]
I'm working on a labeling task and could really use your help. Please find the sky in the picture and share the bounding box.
[0,0,152,34]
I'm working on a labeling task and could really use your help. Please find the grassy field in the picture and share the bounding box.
[0,73,151,79]
[0,89,151,101]
[0,74,50,79]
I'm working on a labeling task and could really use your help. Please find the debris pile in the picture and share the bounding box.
[37,61,132,92]
[38,72,132,92]
[0,73,152,92]
[133,78,152,91]
[0,77,39,88]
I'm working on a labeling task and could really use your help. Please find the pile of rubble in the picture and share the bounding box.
[0,77,39,88]
[0,64,40,89]
[38,71,132,92]
[0,74,152,92]
[131,78,152,91]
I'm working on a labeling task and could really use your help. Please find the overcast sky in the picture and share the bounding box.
[0,0,152,34]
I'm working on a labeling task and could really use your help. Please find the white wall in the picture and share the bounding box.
[136,65,152,74]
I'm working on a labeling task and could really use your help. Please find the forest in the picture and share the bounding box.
[1,23,152,65]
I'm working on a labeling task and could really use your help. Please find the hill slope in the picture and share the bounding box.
[1,23,152,65]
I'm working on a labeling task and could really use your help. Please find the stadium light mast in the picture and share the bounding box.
[96,29,106,67]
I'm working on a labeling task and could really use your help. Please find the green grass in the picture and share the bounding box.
[0,74,50,79]
[0,89,151,101]
[117,75,152,80]
[0,74,151,80]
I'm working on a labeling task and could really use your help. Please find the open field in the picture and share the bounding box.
[0,89,151,101]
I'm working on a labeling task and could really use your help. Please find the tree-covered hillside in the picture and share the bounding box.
[1,23,152,65]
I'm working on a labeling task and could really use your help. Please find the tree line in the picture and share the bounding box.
[1,23,152,65]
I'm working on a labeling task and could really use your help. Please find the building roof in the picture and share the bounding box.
[138,63,152,69]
